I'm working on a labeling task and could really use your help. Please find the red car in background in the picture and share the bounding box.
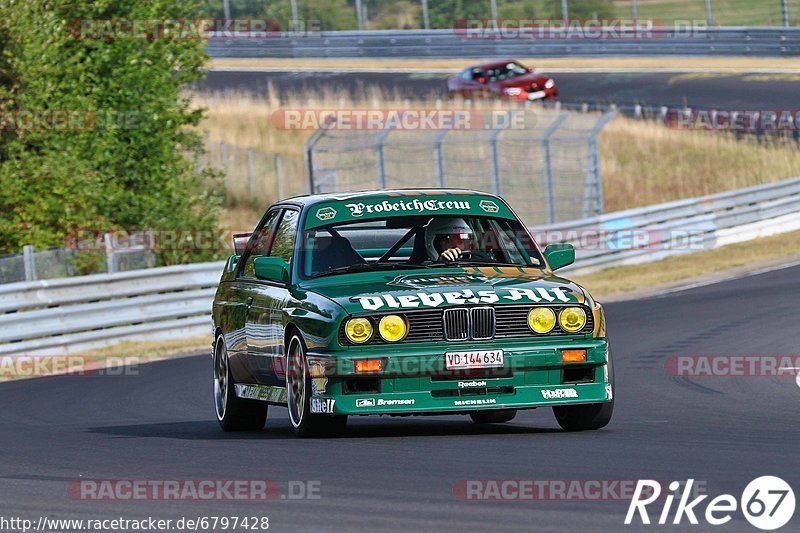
[447,59,558,101]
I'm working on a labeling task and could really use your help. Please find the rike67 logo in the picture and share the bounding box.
[626,477,795,530]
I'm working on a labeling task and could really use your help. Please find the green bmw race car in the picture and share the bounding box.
[211,190,613,437]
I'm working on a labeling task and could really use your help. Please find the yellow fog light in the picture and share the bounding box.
[528,307,556,334]
[559,307,587,333]
[345,318,373,344]
[378,314,408,342]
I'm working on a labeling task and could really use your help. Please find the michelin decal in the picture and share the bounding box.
[351,287,572,311]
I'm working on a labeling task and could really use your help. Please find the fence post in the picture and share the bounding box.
[23,245,36,282]
[276,155,284,200]
[433,128,449,187]
[542,112,571,224]
[583,111,616,218]
[220,142,229,199]
[247,148,255,198]
[375,126,394,189]
[104,233,117,274]
[489,111,517,196]
[304,117,334,194]
[782,0,790,27]
[705,0,714,25]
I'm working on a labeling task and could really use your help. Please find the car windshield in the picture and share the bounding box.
[486,62,529,82]
[299,215,544,279]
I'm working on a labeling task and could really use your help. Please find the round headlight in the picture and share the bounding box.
[559,307,587,333]
[528,307,556,334]
[345,318,373,344]
[378,314,408,342]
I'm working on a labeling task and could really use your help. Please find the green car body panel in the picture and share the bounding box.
[211,189,612,421]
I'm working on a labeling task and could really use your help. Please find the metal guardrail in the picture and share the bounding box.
[0,262,223,355]
[206,27,800,58]
[3,176,800,354]
[541,176,800,275]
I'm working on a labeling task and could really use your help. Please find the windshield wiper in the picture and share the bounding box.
[310,261,431,279]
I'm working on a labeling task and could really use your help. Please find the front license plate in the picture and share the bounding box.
[445,350,504,370]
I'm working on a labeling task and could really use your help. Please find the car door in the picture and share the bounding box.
[227,207,281,385]
[243,208,300,387]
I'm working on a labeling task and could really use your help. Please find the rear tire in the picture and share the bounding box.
[214,336,268,431]
[552,347,615,431]
[286,333,347,438]
[469,409,517,424]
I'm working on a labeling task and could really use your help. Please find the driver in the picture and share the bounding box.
[425,218,475,262]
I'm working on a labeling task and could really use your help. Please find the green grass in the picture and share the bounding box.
[612,0,800,26]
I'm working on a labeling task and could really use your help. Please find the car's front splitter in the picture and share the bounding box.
[312,381,611,416]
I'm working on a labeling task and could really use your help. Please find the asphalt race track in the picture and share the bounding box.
[2,265,799,531]
[200,69,800,110]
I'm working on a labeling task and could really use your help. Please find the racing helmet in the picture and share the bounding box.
[425,218,474,259]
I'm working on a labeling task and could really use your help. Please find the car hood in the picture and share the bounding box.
[296,266,588,315]
[496,73,551,88]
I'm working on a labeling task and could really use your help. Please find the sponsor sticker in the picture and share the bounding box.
[541,388,579,400]
[454,398,497,406]
[387,273,506,289]
[355,398,376,408]
[351,286,572,311]
[479,200,500,213]
[235,384,287,403]
[458,380,488,388]
[376,398,415,406]
[310,398,336,414]
[315,206,336,221]
[308,361,328,395]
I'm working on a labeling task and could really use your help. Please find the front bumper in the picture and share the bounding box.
[307,338,610,416]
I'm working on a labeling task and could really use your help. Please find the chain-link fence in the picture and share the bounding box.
[201,142,308,205]
[0,244,155,285]
[306,109,615,226]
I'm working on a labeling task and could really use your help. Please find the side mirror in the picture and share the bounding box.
[233,232,252,255]
[254,256,290,284]
[544,243,575,271]
[226,255,239,273]
[527,66,534,72]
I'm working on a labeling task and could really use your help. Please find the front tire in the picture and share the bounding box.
[286,333,347,438]
[552,347,615,431]
[214,336,267,431]
[470,409,517,424]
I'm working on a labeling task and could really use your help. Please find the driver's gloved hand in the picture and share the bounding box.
[437,248,461,262]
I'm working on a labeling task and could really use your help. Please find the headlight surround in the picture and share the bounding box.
[559,307,587,333]
[528,307,556,334]
[378,314,408,342]
[345,317,373,344]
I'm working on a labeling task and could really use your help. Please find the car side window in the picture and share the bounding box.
[241,209,281,278]
[270,210,299,264]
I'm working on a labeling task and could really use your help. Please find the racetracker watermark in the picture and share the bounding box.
[270,109,536,131]
[454,479,705,501]
[67,480,320,501]
[665,109,800,132]
[65,229,248,253]
[452,19,709,40]
[664,355,800,379]
[532,228,709,252]
[68,18,320,40]
[0,355,145,379]
[0,110,144,131]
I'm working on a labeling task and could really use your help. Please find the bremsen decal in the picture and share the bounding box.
[351,287,572,311]
[315,206,336,221]
[541,388,579,400]
[310,398,336,414]
[377,398,415,406]
[344,199,471,218]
